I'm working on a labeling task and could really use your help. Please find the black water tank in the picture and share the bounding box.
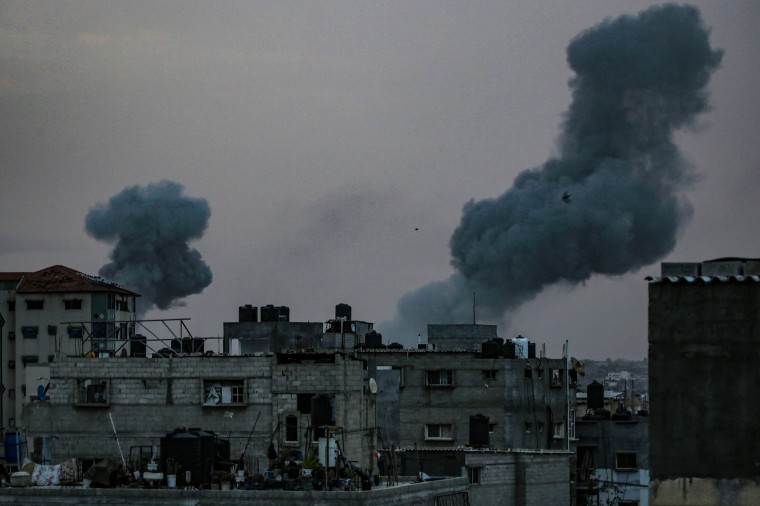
[503,341,517,358]
[260,305,277,322]
[528,342,536,358]
[130,334,147,357]
[481,340,500,358]
[336,303,352,321]
[161,429,207,488]
[188,428,215,483]
[365,331,383,348]
[387,342,403,350]
[239,305,257,322]
[469,414,490,447]
[277,306,290,322]
[587,380,604,410]
[311,394,336,427]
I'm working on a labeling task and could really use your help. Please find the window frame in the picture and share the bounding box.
[201,379,247,407]
[25,299,44,310]
[481,369,497,381]
[64,298,83,310]
[425,369,454,388]
[615,452,638,471]
[75,378,110,407]
[425,423,453,441]
[285,414,299,443]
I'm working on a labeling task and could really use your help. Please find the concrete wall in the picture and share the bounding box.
[0,476,470,506]
[427,324,498,351]
[648,281,760,480]
[22,353,375,471]
[361,351,572,451]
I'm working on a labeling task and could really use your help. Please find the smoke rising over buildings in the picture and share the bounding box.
[85,180,213,314]
[390,4,723,337]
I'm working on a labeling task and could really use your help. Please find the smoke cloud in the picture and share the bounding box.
[390,4,722,336]
[85,180,213,314]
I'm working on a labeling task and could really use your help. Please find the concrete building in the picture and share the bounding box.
[647,258,760,505]
[575,414,649,506]
[0,265,138,431]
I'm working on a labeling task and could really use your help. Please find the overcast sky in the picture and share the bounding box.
[1,1,758,359]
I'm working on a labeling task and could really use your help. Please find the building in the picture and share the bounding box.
[1,265,139,431]
[647,258,760,505]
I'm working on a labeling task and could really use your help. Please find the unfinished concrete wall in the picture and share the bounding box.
[427,324,498,351]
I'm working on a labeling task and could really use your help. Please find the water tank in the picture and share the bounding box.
[387,342,404,350]
[161,429,209,488]
[587,380,604,410]
[260,305,277,322]
[130,334,147,357]
[188,428,215,483]
[503,341,517,358]
[513,336,529,358]
[3,433,25,464]
[335,303,352,321]
[311,394,336,427]
[277,306,290,322]
[365,331,383,348]
[238,305,257,322]
[469,414,490,447]
[481,340,500,359]
[528,342,536,359]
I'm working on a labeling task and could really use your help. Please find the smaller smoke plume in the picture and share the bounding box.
[86,180,212,314]
[388,4,723,339]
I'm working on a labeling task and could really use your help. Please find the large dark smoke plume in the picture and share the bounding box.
[85,180,213,314]
[390,4,722,336]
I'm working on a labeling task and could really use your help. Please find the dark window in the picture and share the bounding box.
[47,325,57,336]
[482,370,497,381]
[77,379,109,405]
[425,370,453,387]
[22,326,39,339]
[64,299,82,310]
[7,331,14,341]
[22,355,39,367]
[7,360,15,369]
[67,326,83,339]
[26,299,44,310]
[7,300,15,311]
[524,367,532,379]
[616,452,637,470]
[467,467,481,484]
[297,393,314,414]
[8,389,15,400]
[285,415,298,442]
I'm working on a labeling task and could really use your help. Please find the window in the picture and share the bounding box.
[22,326,39,339]
[482,370,497,381]
[47,325,57,336]
[550,368,562,387]
[553,422,564,439]
[488,423,496,434]
[8,389,15,400]
[26,299,44,310]
[8,418,15,429]
[7,300,15,311]
[76,379,109,406]
[7,331,14,341]
[67,326,83,339]
[467,467,481,484]
[537,421,544,433]
[7,360,14,370]
[285,415,298,443]
[524,367,532,379]
[297,393,314,414]
[202,379,246,406]
[616,452,637,470]
[64,299,82,310]
[425,423,453,441]
[21,355,38,367]
[525,422,532,433]
[425,370,453,387]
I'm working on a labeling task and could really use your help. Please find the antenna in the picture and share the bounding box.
[472,291,476,324]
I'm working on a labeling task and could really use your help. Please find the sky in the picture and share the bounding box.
[1,1,758,360]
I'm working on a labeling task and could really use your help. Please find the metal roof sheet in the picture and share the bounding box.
[15,265,139,295]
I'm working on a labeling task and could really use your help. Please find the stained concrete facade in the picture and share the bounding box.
[575,416,649,506]
[648,259,760,505]
[22,352,375,473]
[361,349,574,451]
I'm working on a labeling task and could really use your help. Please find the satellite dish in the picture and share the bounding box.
[571,357,586,377]
[369,378,378,394]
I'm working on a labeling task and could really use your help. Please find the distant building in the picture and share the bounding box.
[647,258,760,504]
[0,265,138,430]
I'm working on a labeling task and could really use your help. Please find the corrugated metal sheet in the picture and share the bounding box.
[646,275,760,284]
[16,264,139,295]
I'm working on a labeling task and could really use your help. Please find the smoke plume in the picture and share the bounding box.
[391,4,722,336]
[85,180,213,314]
